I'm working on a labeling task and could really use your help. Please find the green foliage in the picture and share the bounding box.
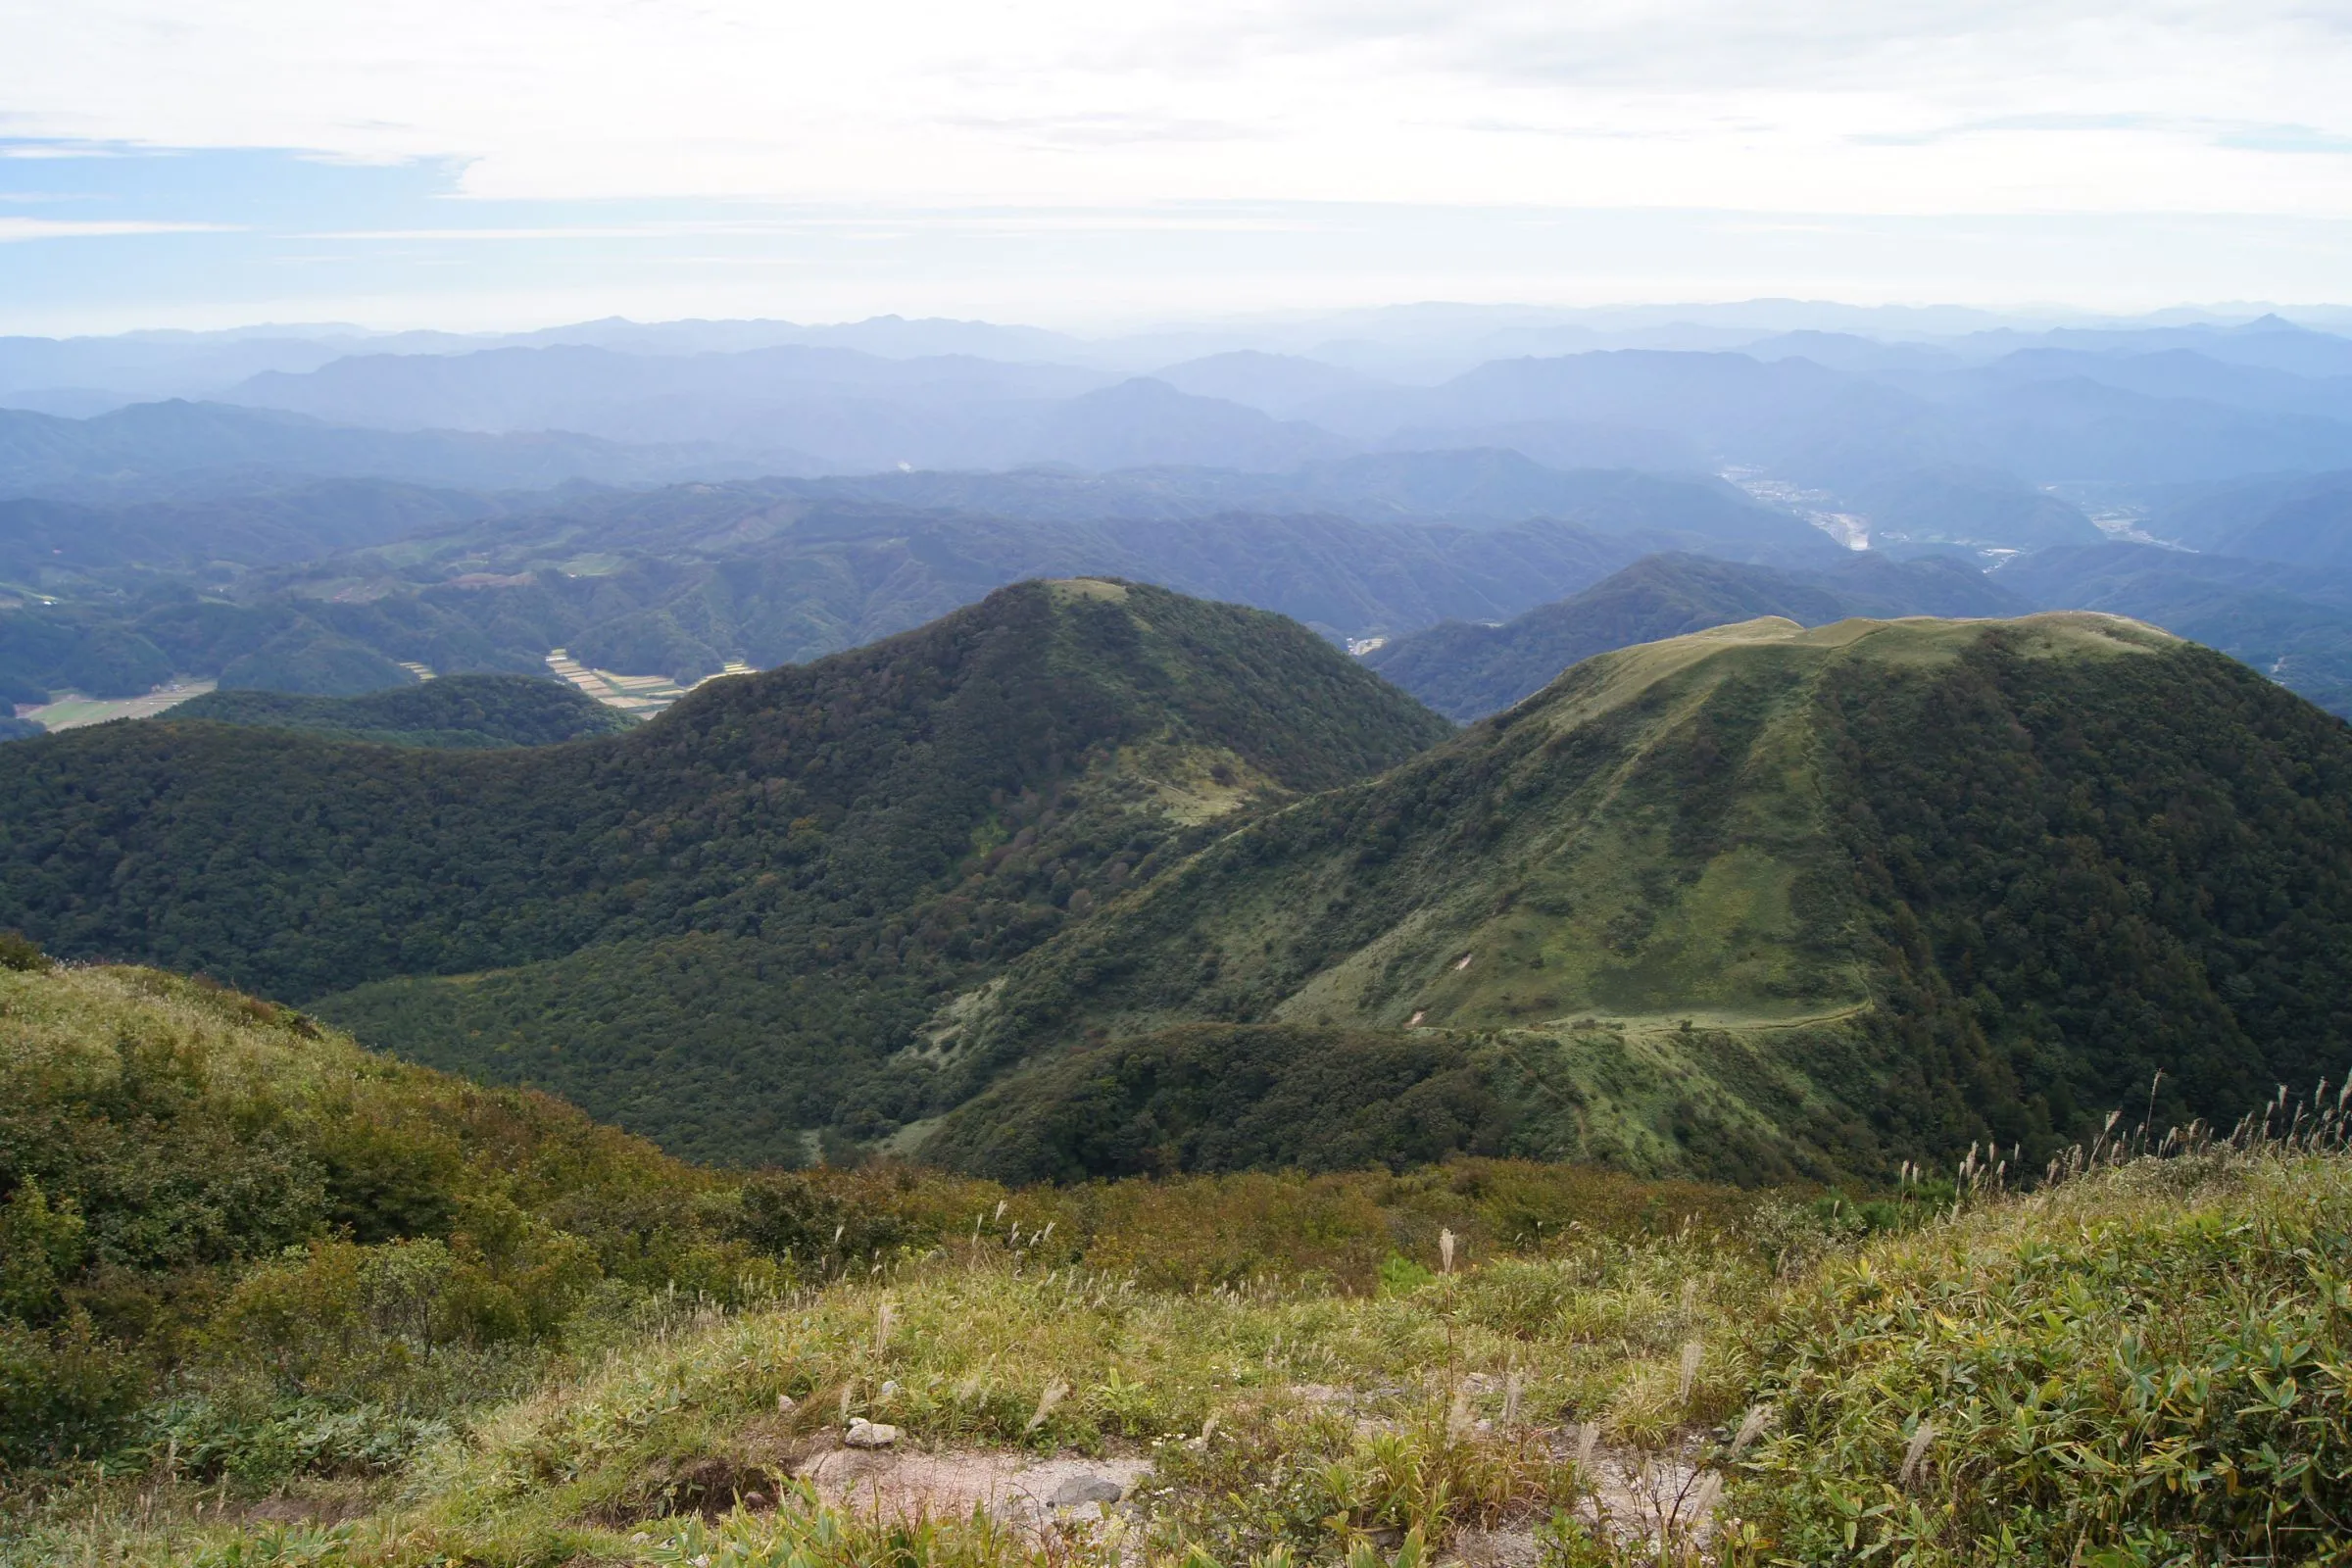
[0,956,1751,1511]
[926,1025,1513,1183]
[0,605,172,701]
[0,931,48,973]
[1737,1153,2352,1565]
[0,1312,147,1469]
[731,1172,923,1276]
[13,978,2352,1568]
[0,1181,85,1322]
[169,674,637,749]
[1822,623,2352,1150]
[0,960,764,1482]
[217,631,414,698]
[0,581,1446,1162]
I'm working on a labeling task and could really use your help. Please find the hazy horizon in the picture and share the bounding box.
[8,1,2352,332]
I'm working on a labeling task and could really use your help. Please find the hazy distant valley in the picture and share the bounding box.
[8,306,2352,737]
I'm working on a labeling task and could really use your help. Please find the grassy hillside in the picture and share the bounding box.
[0,949,749,1474]
[16,1004,2350,1568]
[165,674,638,749]
[0,947,1778,1541]
[929,613,2352,1183]
[0,582,1449,1162]
[1365,553,2025,720]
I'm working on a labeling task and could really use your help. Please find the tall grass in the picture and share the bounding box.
[15,1107,2352,1567]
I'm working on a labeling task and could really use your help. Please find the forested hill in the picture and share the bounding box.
[923,613,2352,1185]
[1365,551,2027,720]
[165,673,638,748]
[0,580,1450,1162]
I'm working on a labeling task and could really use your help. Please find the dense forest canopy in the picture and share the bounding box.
[164,674,638,749]
[0,581,1448,1162]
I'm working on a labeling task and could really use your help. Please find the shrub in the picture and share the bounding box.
[0,930,49,973]
[0,1312,146,1467]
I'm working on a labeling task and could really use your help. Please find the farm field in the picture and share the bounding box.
[16,679,215,731]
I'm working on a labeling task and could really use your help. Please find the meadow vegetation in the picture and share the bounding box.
[8,953,2352,1565]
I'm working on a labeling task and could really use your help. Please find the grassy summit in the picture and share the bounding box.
[1364,552,2023,722]
[0,581,1449,1162]
[925,612,2352,1183]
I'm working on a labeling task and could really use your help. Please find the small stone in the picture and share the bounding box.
[776,1394,797,1414]
[1051,1474,1124,1507]
[879,1380,902,1399]
[844,1418,899,1448]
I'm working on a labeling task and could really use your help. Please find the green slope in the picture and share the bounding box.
[1365,551,2026,721]
[0,950,746,1466]
[164,673,639,748]
[0,580,1449,1162]
[923,612,2352,1183]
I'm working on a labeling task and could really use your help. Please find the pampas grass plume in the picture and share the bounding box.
[1026,1379,1070,1434]
[1898,1420,1936,1487]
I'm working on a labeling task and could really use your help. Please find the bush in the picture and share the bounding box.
[0,1312,146,1467]
[0,929,50,972]
[732,1172,921,1275]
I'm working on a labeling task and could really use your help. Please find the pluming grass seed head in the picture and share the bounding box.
[1897,1420,1936,1488]
[1026,1379,1069,1434]
[1728,1403,1773,1458]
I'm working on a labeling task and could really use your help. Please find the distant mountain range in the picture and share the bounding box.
[0,399,764,495]
[10,308,2352,733]
[12,455,2352,723]
[0,460,1838,705]
[14,315,2352,527]
[196,340,2352,493]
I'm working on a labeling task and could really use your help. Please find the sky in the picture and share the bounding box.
[4,0,2352,333]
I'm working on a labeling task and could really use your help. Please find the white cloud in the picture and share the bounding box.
[0,217,237,240]
[1,0,2348,217]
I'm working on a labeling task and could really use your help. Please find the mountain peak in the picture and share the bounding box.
[0,580,1448,1164]
[927,610,2345,1184]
